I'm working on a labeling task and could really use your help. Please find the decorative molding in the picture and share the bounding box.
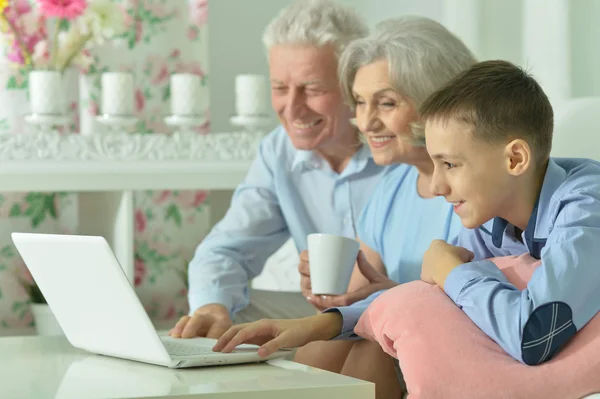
[0,131,265,162]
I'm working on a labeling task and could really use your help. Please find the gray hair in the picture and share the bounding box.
[339,16,477,109]
[262,0,368,57]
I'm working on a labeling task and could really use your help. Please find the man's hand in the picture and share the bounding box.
[213,313,343,358]
[307,250,398,310]
[421,240,474,288]
[169,303,233,339]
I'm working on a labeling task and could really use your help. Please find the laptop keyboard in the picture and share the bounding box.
[162,340,214,356]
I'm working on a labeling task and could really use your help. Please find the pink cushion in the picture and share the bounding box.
[355,254,600,399]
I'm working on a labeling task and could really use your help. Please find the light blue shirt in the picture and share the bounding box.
[327,164,462,337]
[446,157,600,365]
[187,126,390,317]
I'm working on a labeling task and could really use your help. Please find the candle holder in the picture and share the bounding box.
[96,114,139,134]
[24,113,71,134]
[230,114,275,133]
[164,115,207,135]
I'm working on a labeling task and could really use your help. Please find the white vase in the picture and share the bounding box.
[30,303,64,336]
[28,70,66,115]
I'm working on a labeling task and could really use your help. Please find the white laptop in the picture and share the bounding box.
[11,232,291,368]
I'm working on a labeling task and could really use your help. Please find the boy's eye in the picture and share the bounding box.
[444,162,457,169]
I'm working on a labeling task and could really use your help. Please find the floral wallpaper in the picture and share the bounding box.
[0,0,210,334]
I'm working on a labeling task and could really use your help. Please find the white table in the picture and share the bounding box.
[0,131,261,283]
[0,335,374,399]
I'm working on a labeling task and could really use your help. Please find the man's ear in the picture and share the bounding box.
[503,139,532,176]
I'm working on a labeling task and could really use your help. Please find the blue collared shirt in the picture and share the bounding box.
[446,157,600,365]
[326,164,461,338]
[187,125,390,317]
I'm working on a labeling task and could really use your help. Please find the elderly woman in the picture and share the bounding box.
[212,16,477,399]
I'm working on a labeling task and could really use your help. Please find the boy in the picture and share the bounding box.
[420,60,600,365]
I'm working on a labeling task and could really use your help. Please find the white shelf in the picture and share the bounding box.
[0,131,261,283]
[0,161,252,191]
[0,131,260,191]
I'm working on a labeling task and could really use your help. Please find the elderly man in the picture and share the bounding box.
[170,0,392,379]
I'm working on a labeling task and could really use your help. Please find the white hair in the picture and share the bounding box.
[262,0,368,57]
[339,16,477,109]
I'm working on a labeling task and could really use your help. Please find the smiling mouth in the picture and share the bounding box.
[449,200,465,211]
[292,120,322,129]
[370,135,395,143]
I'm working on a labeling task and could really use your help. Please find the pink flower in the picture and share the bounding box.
[164,305,176,320]
[135,89,145,112]
[134,19,143,43]
[190,0,208,27]
[134,258,146,287]
[170,49,180,58]
[192,191,208,208]
[7,43,25,65]
[134,209,147,233]
[152,64,169,85]
[144,2,170,19]
[12,0,32,15]
[37,0,87,20]
[187,27,198,41]
[88,100,99,116]
[153,190,172,204]
[174,61,205,78]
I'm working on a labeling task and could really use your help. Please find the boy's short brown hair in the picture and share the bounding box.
[420,60,554,163]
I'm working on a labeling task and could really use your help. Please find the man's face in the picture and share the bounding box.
[269,44,354,151]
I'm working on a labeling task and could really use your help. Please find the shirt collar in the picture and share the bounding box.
[291,149,321,172]
[291,142,374,174]
[490,158,566,255]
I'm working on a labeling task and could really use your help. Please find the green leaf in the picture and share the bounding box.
[9,204,21,217]
[6,76,18,90]
[165,204,182,227]
[31,213,44,228]
[143,87,152,100]
[46,194,57,219]
[12,302,24,312]
[162,85,170,102]
[58,19,70,30]
[0,119,10,132]
[0,245,14,257]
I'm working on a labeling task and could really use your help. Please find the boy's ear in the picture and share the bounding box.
[503,139,531,176]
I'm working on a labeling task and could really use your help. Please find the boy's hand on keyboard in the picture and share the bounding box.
[169,303,233,339]
[212,313,343,358]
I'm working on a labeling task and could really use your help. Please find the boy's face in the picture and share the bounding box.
[425,118,514,229]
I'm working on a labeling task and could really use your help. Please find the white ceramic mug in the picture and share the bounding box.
[307,234,360,295]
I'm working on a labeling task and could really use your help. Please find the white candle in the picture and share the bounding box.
[29,70,65,115]
[235,74,270,116]
[170,73,204,116]
[101,72,134,116]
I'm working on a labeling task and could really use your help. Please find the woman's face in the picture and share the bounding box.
[352,60,424,165]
